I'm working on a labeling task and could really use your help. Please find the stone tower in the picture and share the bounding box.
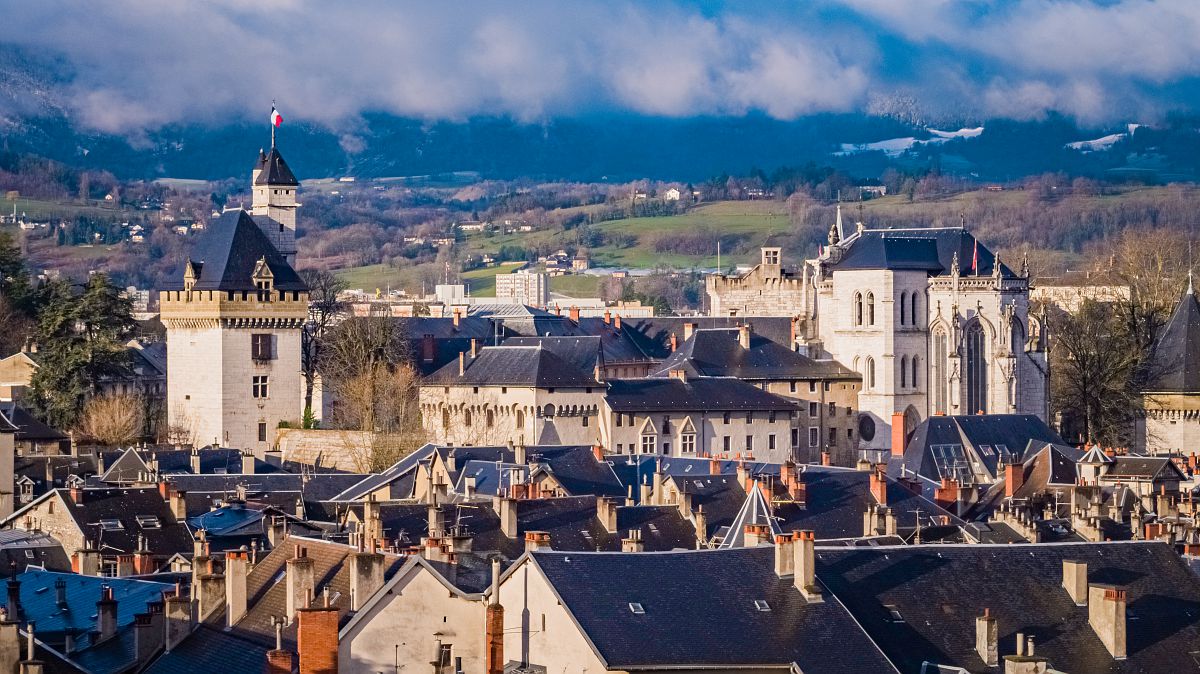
[162,146,309,454]
[250,147,299,265]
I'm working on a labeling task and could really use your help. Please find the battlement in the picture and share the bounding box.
[160,288,309,326]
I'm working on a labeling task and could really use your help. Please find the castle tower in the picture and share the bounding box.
[161,209,309,454]
[249,146,299,265]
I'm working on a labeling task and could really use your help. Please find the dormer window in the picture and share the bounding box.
[251,257,275,298]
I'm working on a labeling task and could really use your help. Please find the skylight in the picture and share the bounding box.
[884,604,904,623]
[99,518,123,531]
[136,515,161,528]
[754,600,771,612]
[628,602,645,615]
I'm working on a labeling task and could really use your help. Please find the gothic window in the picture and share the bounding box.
[911,355,919,389]
[933,329,948,413]
[515,409,525,429]
[442,408,451,430]
[464,409,472,427]
[854,293,863,326]
[900,355,908,388]
[966,322,988,414]
[866,293,875,326]
[866,357,876,389]
[486,409,495,428]
[910,292,919,326]
[899,293,907,326]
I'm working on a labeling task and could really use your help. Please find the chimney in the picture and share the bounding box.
[890,412,907,457]
[287,546,316,620]
[683,322,696,341]
[603,310,611,325]
[458,351,465,376]
[869,467,887,505]
[651,460,664,506]
[68,486,83,504]
[1088,585,1127,660]
[709,457,721,475]
[116,554,135,577]
[774,533,796,577]
[597,497,618,533]
[1062,560,1087,606]
[133,541,154,576]
[621,529,644,553]
[1006,462,1025,498]
[934,478,960,513]
[96,586,118,644]
[296,604,339,674]
[422,334,435,363]
[669,332,678,352]
[161,585,192,653]
[133,605,164,668]
[792,531,821,602]
[821,450,832,466]
[349,545,385,611]
[265,619,295,673]
[863,504,877,537]
[428,503,446,539]
[668,368,688,382]
[592,445,604,462]
[569,306,580,323]
[514,443,527,465]
[614,314,622,330]
[495,497,518,538]
[226,548,249,627]
[738,325,751,349]
[0,621,16,674]
[196,570,225,623]
[53,580,66,610]
[975,608,998,667]
[72,548,100,577]
[485,558,504,674]
[743,523,769,547]
[470,338,478,359]
[20,620,43,674]
[190,448,201,474]
[170,488,187,521]
[452,308,461,328]
[694,507,708,548]
[639,476,651,504]
[241,451,255,475]
[524,531,551,552]
[883,508,897,536]
[5,582,19,623]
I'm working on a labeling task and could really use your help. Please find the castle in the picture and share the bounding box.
[706,210,1049,453]
[160,142,308,453]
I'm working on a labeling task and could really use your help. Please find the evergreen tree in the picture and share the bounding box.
[28,274,134,430]
[0,231,33,314]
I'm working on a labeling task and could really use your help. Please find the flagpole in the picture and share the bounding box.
[271,99,276,149]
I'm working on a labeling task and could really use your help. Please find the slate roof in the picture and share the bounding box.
[423,345,601,387]
[649,328,858,381]
[54,487,194,560]
[14,455,96,499]
[896,414,1066,484]
[143,625,271,674]
[0,402,67,441]
[1142,287,1200,393]
[163,472,367,521]
[831,227,1017,277]
[1106,456,1186,481]
[529,547,898,671]
[253,147,299,186]
[611,316,798,360]
[166,210,306,292]
[816,541,1200,673]
[604,377,797,412]
[0,530,71,577]
[97,447,283,483]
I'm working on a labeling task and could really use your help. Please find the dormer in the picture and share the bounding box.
[252,257,275,295]
[183,259,200,291]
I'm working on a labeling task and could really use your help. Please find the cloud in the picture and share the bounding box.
[0,0,1198,133]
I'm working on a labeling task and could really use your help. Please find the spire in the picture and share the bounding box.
[1020,251,1030,279]
[835,204,844,242]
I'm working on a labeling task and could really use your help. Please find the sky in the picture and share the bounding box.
[3,0,1200,134]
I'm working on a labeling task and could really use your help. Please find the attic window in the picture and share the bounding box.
[100,518,124,531]
[884,604,904,623]
[628,602,646,615]
[754,600,771,612]
[136,515,161,529]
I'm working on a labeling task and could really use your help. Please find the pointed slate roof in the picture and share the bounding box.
[169,210,306,292]
[253,147,299,186]
[831,227,1017,278]
[650,328,858,381]
[1143,287,1200,393]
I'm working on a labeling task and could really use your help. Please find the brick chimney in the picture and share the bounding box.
[774,533,796,577]
[1088,585,1127,660]
[116,554,135,577]
[742,523,768,547]
[226,548,249,627]
[452,307,461,329]
[738,325,751,349]
[869,467,887,506]
[1006,462,1025,498]
[569,306,580,323]
[458,351,466,376]
[597,497,618,533]
[934,478,959,513]
[297,604,339,674]
[591,445,604,462]
[287,545,316,620]
[890,412,906,457]
[668,368,687,382]
[485,558,504,674]
[96,586,118,644]
[792,530,821,602]
[603,310,611,325]
[614,314,622,330]
[709,457,721,475]
[621,529,644,553]
[163,585,192,653]
[524,531,551,552]
[349,543,385,611]
[975,608,998,667]
[821,450,831,466]
[265,619,295,673]
[669,332,678,352]
[1062,560,1087,606]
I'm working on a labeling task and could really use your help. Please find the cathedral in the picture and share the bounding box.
[707,209,1049,453]
[159,142,308,453]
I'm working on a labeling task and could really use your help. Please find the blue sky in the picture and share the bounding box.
[2,0,1197,132]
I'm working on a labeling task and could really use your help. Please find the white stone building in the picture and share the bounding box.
[160,146,309,453]
[494,269,549,306]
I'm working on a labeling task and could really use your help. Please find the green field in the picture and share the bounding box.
[334,261,526,297]
[4,196,130,220]
[549,274,602,297]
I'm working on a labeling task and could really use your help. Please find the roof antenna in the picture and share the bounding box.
[960,212,966,229]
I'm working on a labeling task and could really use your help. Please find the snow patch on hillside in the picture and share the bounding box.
[836,127,984,156]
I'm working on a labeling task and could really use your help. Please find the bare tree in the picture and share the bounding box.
[299,268,347,426]
[78,393,145,446]
[1107,228,1192,353]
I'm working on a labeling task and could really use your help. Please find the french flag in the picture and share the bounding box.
[271,106,283,127]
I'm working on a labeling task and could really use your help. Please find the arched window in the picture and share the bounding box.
[866,357,876,389]
[866,292,875,326]
[910,291,919,326]
[899,293,907,326]
[464,409,472,427]
[966,322,988,414]
[933,329,948,413]
[900,355,908,388]
[911,355,919,389]
[854,293,863,326]
[486,409,495,428]
[542,404,555,418]
[442,408,450,429]
[516,409,525,429]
